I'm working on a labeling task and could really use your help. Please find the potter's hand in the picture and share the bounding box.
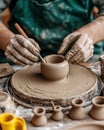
[5,34,41,65]
[58,32,94,63]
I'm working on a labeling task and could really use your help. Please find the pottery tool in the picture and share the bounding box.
[14,23,45,63]
[51,101,55,109]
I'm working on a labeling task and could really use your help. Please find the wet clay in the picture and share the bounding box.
[99,55,104,81]
[89,96,104,120]
[41,55,69,80]
[31,107,47,127]
[69,98,86,120]
[51,105,64,121]
[0,63,14,78]
[11,62,97,107]
[65,123,104,130]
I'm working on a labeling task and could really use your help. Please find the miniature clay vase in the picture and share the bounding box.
[69,98,86,120]
[31,107,47,127]
[41,54,69,80]
[89,96,104,120]
[51,105,64,121]
[0,91,15,113]
[0,113,26,130]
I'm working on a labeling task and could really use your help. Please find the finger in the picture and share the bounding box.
[65,34,87,61]
[57,34,80,55]
[11,38,39,62]
[70,40,94,63]
[84,45,94,62]
[6,44,34,65]
[78,38,94,62]
[28,38,41,51]
[15,35,40,56]
[5,52,25,66]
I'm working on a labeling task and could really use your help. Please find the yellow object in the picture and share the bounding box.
[0,113,26,130]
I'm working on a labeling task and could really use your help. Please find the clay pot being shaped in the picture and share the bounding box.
[69,98,86,120]
[31,107,47,127]
[0,91,15,113]
[51,105,64,121]
[89,96,104,120]
[41,54,69,80]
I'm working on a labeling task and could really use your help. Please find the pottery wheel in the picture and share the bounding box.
[10,63,98,107]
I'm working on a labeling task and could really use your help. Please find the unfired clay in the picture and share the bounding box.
[31,107,47,127]
[10,54,97,107]
[69,98,86,120]
[89,96,104,120]
[0,91,16,113]
[99,55,104,81]
[65,122,104,130]
[0,63,14,78]
[41,55,69,80]
[51,105,64,121]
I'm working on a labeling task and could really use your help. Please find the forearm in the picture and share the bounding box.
[76,15,104,44]
[0,21,14,51]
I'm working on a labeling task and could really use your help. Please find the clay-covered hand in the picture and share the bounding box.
[5,34,41,65]
[57,32,94,63]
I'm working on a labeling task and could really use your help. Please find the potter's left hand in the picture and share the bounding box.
[57,32,94,63]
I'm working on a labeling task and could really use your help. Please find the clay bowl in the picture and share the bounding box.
[41,54,69,80]
[0,91,15,113]
[65,122,104,130]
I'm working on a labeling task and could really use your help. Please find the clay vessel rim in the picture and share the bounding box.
[0,92,10,102]
[65,122,104,130]
[71,98,84,107]
[92,96,104,107]
[54,105,62,111]
[34,107,45,116]
[43,54,67,65]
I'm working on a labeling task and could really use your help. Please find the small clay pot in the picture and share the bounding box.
[89,96,104,120]
[0,91,15,113]
[69,98,86,120]
[31,107,47,127]
[51,105,64,121]
[41,54,69,80]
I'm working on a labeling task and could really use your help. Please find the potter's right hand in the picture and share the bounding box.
[5,34,41,65]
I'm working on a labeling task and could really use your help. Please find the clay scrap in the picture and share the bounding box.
[0,63,14,78]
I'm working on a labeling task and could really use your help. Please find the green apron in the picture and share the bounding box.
[1,0,103,63]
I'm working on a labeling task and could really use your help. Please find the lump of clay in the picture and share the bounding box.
[0,63,14,78]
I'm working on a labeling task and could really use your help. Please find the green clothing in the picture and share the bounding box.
[0,0,103,63]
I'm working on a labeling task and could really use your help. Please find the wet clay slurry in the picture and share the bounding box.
[11,55,97,107]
